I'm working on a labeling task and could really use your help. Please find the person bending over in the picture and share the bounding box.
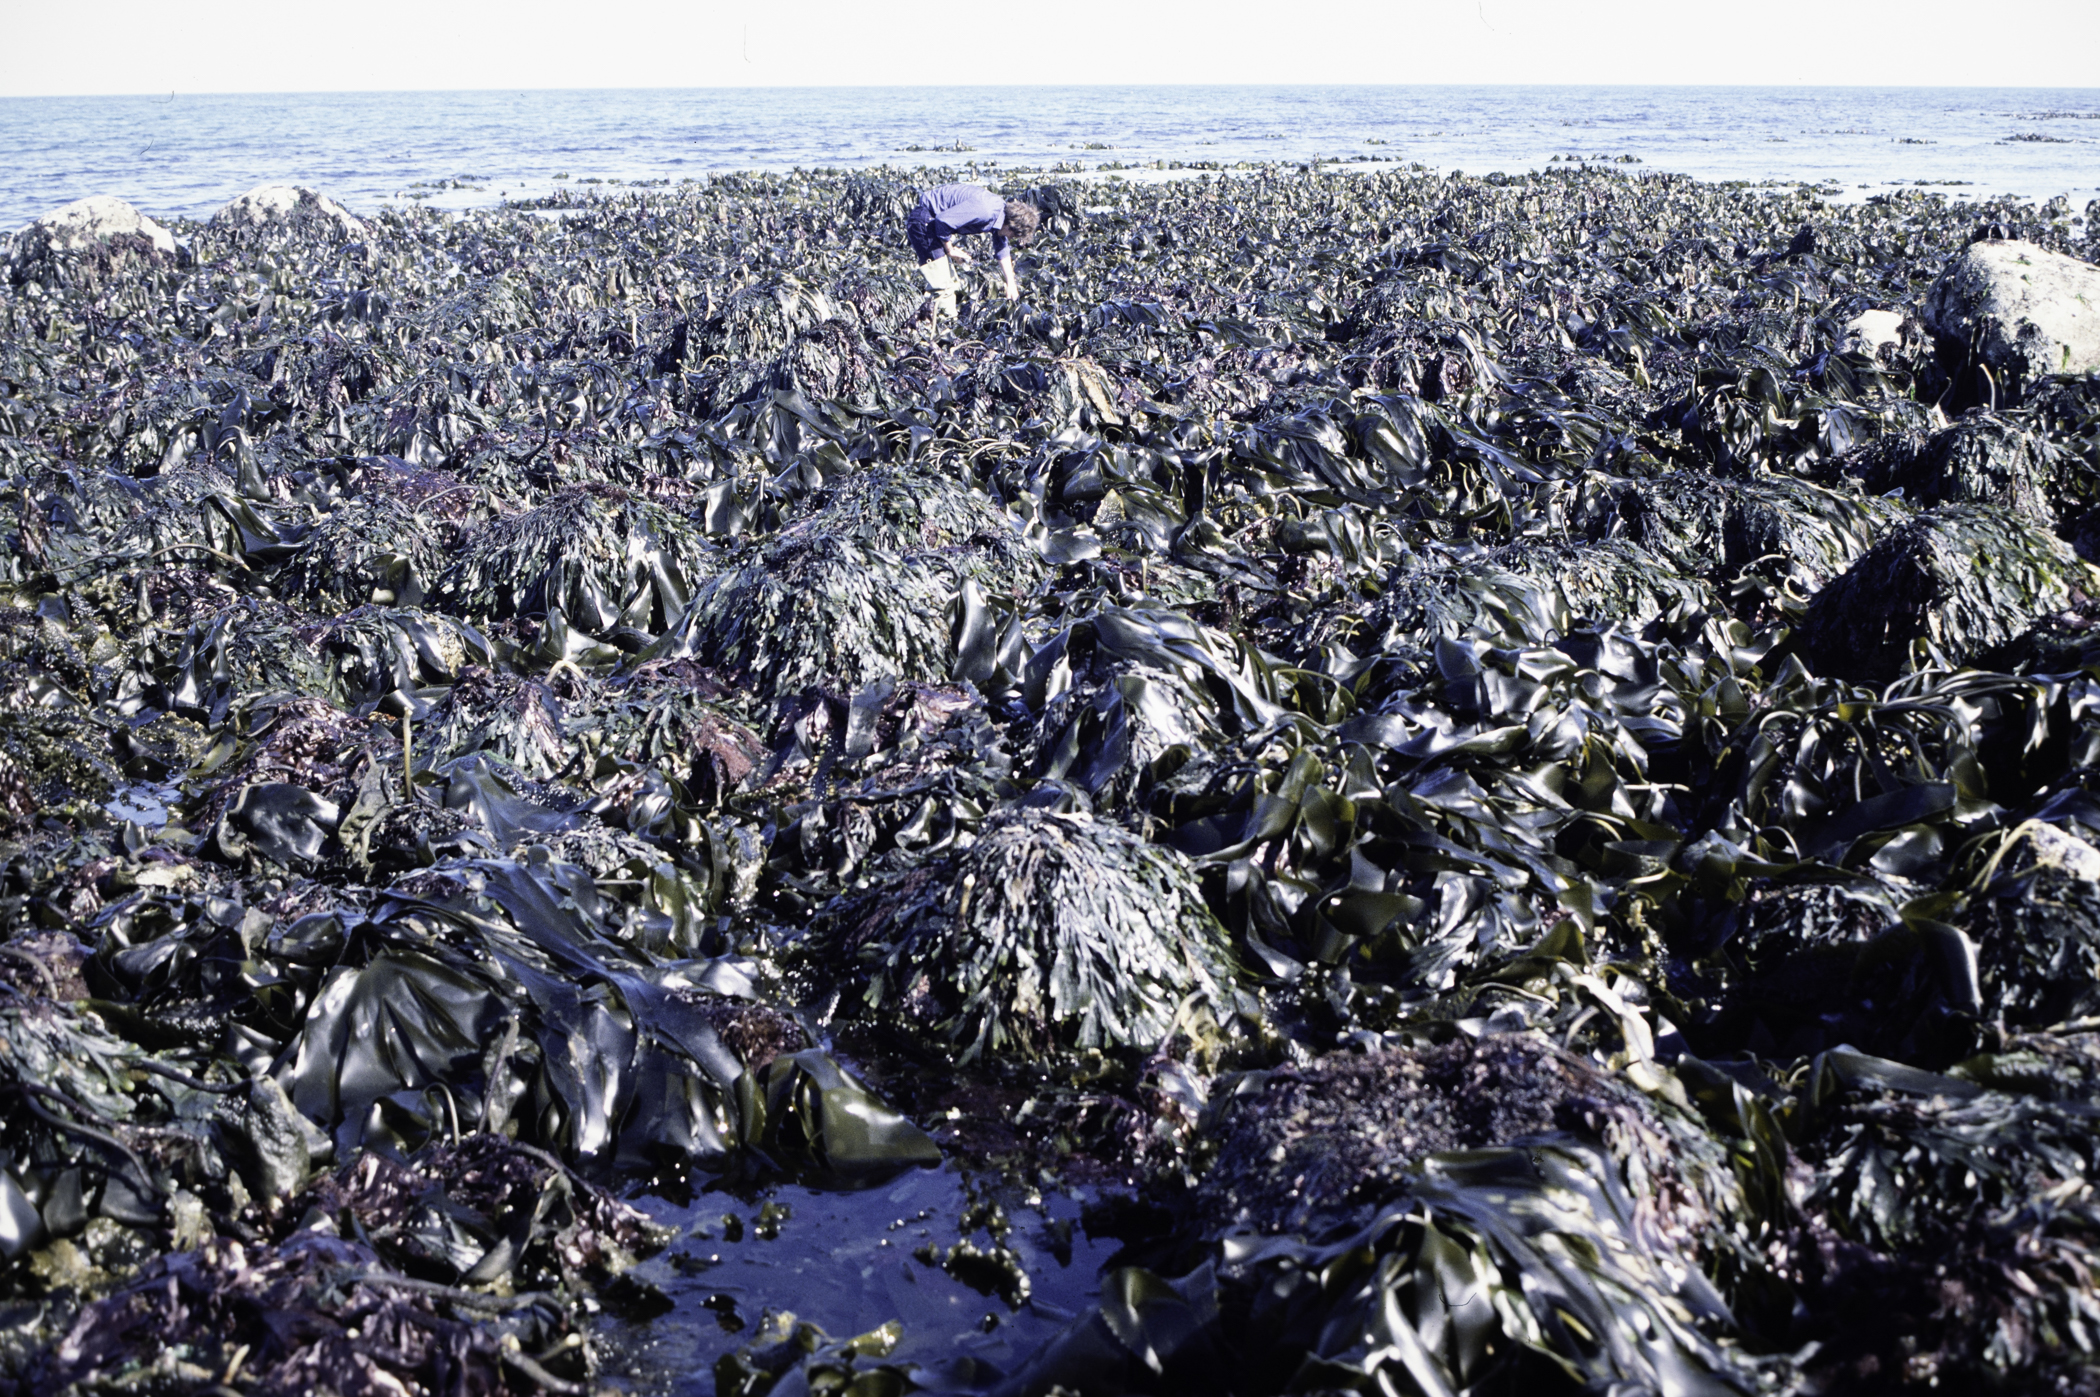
[907,184,1040,323]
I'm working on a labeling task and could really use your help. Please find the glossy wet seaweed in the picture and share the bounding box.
[0,164,2097,1395]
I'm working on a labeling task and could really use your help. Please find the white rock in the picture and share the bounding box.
[16,195,176,256]
[2017,822,2100,882]
[1925,239,2100,388]
[1841,308,1905,360]
[212,184,365,237]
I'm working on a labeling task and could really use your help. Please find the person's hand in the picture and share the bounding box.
[1004,276,1019,302]
[948,245,973,266]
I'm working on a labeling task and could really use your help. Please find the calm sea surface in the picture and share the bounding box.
[1,85,2098,229]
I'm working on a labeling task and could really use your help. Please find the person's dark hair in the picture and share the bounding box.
[1003,201,1041,248]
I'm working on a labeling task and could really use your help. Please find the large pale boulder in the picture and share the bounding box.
[4,195,180,285]
[212,184,364,238]
[13,195,176,256]
[1926,239,2100,392]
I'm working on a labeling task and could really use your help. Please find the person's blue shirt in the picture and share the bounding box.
[908,185,1009,263]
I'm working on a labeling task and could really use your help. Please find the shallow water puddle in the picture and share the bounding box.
[103,780,180,827]
[599,1164,1114,1392]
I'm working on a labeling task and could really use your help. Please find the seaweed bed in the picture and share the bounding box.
[0,163,2099,1396]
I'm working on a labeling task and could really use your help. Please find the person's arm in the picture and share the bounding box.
[947,238,971,265]
[1000,246,1018,301]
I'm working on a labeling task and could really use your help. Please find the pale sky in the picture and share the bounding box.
[2,0,2096,96]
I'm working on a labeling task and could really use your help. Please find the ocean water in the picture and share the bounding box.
[1,84,2097,230]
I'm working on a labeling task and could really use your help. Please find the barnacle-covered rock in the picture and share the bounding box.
[1005,1039,1767,1397]
[1840,307,1907,361]
[1926,237,2100,397]
[5,195,177,287]
[210,183,366,239]
[817,807,1240,1060]
[0,707,119,825]
[1194,1033,1743,1242]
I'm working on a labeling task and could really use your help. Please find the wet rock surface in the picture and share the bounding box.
[0,165,2096,1395]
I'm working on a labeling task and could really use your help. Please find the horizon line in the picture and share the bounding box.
[6,79,2100,101]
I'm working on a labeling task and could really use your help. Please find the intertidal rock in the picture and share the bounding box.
[1927,237,2100,396]
[4,194,180,288]
[1801,503,2092,681]
[1577,470,1899,591]
[1007,1034,1766,1397]
[1840,307,1906,361]
[1193,1032,1736,1240]
[1854,408,2064,525]
[211,183,366,239]
[9,194,177,257]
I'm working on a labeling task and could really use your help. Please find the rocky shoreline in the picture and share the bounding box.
[0,166,2098,1395]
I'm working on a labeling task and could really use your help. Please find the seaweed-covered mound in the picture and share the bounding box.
[1788,1043,2100,1392]
[16,1134,665,1396]
[1369,536,1716,651]
[658,467,1037,697]
[433,484,709,635]
[665,531,958,697]
[1000,1062,1768,1397]
[278,492,447,610]
[818,807,1240,1059]
[1879,409,2065,520]
[562,658,765,803]
[1578,469,1901,595]
[1801,503,2093,680]
[4,164,2100,1395]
